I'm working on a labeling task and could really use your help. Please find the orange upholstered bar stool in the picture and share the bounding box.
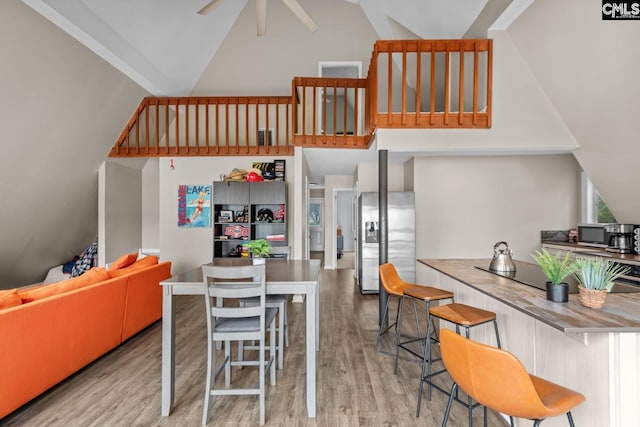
[440,329,585,427]
[416,302,503,421]
[377,263,453,373]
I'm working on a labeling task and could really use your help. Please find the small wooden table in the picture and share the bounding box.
[159,259,321,418]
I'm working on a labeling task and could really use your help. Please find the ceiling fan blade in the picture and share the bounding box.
[257,0,267,36]
[281,0,318,32]
[197,0,223,16]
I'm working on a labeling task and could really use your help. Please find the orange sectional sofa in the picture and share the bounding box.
[0,255,171,420]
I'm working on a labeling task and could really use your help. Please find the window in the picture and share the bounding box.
[581,173,616,223]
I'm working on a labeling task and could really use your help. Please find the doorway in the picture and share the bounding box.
[317,61,363,136]
[308,198,324,252]
[333,188,355,270]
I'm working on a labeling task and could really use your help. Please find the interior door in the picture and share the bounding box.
[309,198,324,251]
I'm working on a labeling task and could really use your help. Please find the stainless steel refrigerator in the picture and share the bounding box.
[356,191,415,293]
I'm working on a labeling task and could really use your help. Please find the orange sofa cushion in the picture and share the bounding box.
[107,256,158,278]
[18,267,110,303]
[0,276,128,419]
[0,290,22,310]
[108,253,138,271]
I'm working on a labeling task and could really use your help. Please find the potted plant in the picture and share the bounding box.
[244,239,271,263]
[572,256,629,308]
[531,248,576,302]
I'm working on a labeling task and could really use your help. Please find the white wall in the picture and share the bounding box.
[104,161,142,263]
[192,0,378,96]
[356,162,405,193]
[412,154,580,263]
[159,156,295,275]
[0,1,148,288]
[293,147,310,260]
[141,158,160,250]
[504,0,640,223]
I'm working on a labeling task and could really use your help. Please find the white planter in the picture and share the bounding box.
[252,257,266,282]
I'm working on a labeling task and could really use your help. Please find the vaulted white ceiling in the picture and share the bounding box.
[22,0,487,96]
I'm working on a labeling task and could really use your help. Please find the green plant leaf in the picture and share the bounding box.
[531,249,576,285]
[244,239,271,257]
[572,257,630,291]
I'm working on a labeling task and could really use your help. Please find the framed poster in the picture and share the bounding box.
[178,185,211,228]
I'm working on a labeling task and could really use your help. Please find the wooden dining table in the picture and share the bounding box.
[159,258,321,418]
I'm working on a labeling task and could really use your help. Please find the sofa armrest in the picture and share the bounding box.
[121,261,172,341]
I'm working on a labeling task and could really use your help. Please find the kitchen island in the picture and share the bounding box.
[417,259,640,427]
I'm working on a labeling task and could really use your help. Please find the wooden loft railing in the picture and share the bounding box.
[291,77,370,149]
[369,39,492,129]
[109,39,492,158]
[110,96,294,157]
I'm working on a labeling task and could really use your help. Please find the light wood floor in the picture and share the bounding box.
[3,267,509,426]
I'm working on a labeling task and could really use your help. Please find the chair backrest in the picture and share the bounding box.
[269,246,290,259]
[201,264,266,322]
[379,263,407,295]
[439,329,549,419]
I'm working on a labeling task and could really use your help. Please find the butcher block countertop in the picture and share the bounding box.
[418,259,640,333]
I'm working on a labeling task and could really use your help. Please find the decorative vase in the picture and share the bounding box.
[578,285,607,309]
[546,282,569,303]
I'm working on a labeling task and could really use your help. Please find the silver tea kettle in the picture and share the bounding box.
[489,241,516,273]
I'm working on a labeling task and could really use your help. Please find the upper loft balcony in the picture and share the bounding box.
[109,39,492,158]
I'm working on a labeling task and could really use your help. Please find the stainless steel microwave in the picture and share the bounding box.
[578,223,614,248]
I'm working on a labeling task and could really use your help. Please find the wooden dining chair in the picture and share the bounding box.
[439,329,585,427]
[201,263,277,426]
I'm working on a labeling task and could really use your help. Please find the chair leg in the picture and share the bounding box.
[237,340,244,369]
[202,338,215,426]
[259,335,266,426]
[567,411,576,427]
[394,295,407,374]
[493,320,502,348]
[283,303,289,347]
[376,294,393,351]
[416,303,432,417]
[483,405,488,427]
[277,306,284,370]
[441,382,458,427]
[224,340,231,387]
[468,392,473,427]
[270,318,277,385]
[426,305,435,402]
[412,298,422,341]
[533,420,541,427]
